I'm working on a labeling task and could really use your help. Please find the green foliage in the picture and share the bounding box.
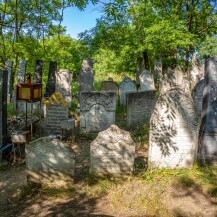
[0,161,9,171]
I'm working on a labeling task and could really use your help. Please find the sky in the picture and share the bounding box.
[62,3,103,39]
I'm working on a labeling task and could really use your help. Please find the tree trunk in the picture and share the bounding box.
[143,50,150,70]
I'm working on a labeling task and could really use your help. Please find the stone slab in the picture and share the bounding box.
[139,70,155,91]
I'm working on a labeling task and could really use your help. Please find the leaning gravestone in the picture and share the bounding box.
[119,76,137,106]
[33,59,43,83]
[44,92,69,135]
[200,56,217,164]
[139,70,155,91]
[90,125,135,176]
[80,91,116,133]
[44,61,57,97]
[126,91,157,129]
[5,60,12,102]
[101,78,119,103]
[148,88,199,169]
[26,137,75,186]
[55,69,72,106]
[0,69,8,161]
[78,58,94,102]
[192,79,205,116]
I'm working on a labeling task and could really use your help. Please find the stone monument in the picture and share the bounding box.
[139,70,155,91]
[0,69,8,161]
[44,61,57,97]
[119,76,137,106]
[199,56,217,163]
[55,69,72,106]
[5,60,12,102]
[17,60,26,83]
[148,88,199,169]
[26,137,75,186]
[126,90,157,129]
[33,59,43,83]
[90,125,135,176]
[78,58,94,102]
[80,91,116,133]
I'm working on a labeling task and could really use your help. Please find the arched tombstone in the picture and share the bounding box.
[148,88,199,169]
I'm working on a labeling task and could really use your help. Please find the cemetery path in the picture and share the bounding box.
[0,138,216,217]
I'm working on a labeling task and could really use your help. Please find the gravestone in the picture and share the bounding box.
[33,60,43,83]
[26,137,75,186]
[55,69,72,106]
[126,91,157,129]
[119,76,137,106]
[17,60,26,83]
[148,88,199,169]
[167,67,183,87]
[200,56,217,163]
[101,79,119,103]
[154,58,163,88]
[0,69,8,161]
[44,61,57,97]
[139,70,155,91]
[5,60,12,102]
[80,91,116,133]
[78,58,94,102]
[90,125,135,176]
[44,92,69,134]
[192,79,205,116]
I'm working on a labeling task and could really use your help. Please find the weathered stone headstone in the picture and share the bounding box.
[154,57,163,88]
[192,79,205,116]
[148,89,199,169]
[5,60,13,102]
[101,79,119,103]
[44,61,57,97]
[126,91,157,129]
[26,137,75,186]
[119,76,137,106]
[33,59,43,83]
[17,60,26,83]
[80,92,116,133]
[78,58,94,102]
[167,67,183,87]
[55,69,72,106]
[139,70,155,91]
[90,125,135,176]
[0,69,8,161]
[44,92,69,134]
[200,56,217,163]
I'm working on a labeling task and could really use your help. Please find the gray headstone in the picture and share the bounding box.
[17,60,26,83]
[136,57,144,85]
[26,137,75,186]
[80,91,116,133]
[5,60,13,102]
[154,58,163,86]
[119,76,137,106]
[56,69,72,106]
[200,56,217,163]
[167,67,183,87]
[44,93,69,134]
[34,60,43,83]
[44,61,57,97]
[78,58,94,102]
[192,79,205,116]
[90,125,135,176]
[148,89,199,169]
[101,80,119,103]
[0,69,8,161]
[126,91,157,129]
[139,70,155,91]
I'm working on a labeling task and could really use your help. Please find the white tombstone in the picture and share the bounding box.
[119,76,137,106]
[90,125,135,176]
[139,70,155,91]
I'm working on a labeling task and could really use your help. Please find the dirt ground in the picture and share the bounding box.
[0,137,217,217]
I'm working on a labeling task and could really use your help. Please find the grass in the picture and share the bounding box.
[7,102,15,118]
[0,161,9,171]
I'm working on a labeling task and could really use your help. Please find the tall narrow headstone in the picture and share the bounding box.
[17,60,26,83]
[154,57,163,84]
[78,58,94,102]
[34,59,43,83]
[44,61,57,97]
[55,69,72,106]
[148,89,199,169]
[200,56,217,163]
[139,70,155,91]
[90,125,135,176]
[80,91,116,133]
[5,60,13,102]
[0,69,8,161]
[119,76,137,106]
[126,91,157,129]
